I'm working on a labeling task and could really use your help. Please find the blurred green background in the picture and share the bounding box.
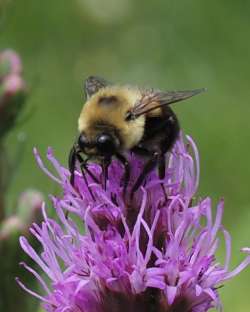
[1,0,250,311]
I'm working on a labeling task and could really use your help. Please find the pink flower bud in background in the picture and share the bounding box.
[17,189,44,227]
[0,50,22,79]
[0,190,43,242]
[2,74,26,96]
[0,49,27,138]
[0,216,24,241]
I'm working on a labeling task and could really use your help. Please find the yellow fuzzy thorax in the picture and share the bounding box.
[78,86,145,149]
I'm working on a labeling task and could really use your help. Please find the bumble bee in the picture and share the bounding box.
[69,76,205,195]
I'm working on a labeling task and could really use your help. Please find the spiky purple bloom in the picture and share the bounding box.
[17,134,250,312]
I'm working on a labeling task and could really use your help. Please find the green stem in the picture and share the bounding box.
[0,192,4,222]
[0,141,6,222]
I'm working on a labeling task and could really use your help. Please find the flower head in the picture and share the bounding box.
[17,134,250,311]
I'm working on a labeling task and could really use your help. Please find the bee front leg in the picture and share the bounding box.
[76,153,96,201]
[68,145,77,187]
[67,145,79,217]
[101,156,111,191]
[78,155,99,184]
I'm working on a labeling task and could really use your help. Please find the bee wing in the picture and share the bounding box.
[84,76,110,99]
[129,88,206,119]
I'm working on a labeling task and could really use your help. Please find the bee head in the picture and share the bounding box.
[78,132,120,157]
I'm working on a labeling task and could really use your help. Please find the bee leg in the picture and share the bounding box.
[158,153,168,202]
[116,153,130,196]
[80,163,96,201]
[130,151,159,198]
[66,146,79,218]
[101,156,111,191]
[76,153,96,201]
[68,145,77,187]
[79,156,99,184]
[133,146,168,201]
[158,153,166,179]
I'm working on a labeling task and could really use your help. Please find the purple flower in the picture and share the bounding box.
[17,134,250,312]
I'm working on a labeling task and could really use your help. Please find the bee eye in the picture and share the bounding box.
[78,134,88,150]
[96,133,116,155]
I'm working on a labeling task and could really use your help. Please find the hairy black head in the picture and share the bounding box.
[77,131,120,157]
